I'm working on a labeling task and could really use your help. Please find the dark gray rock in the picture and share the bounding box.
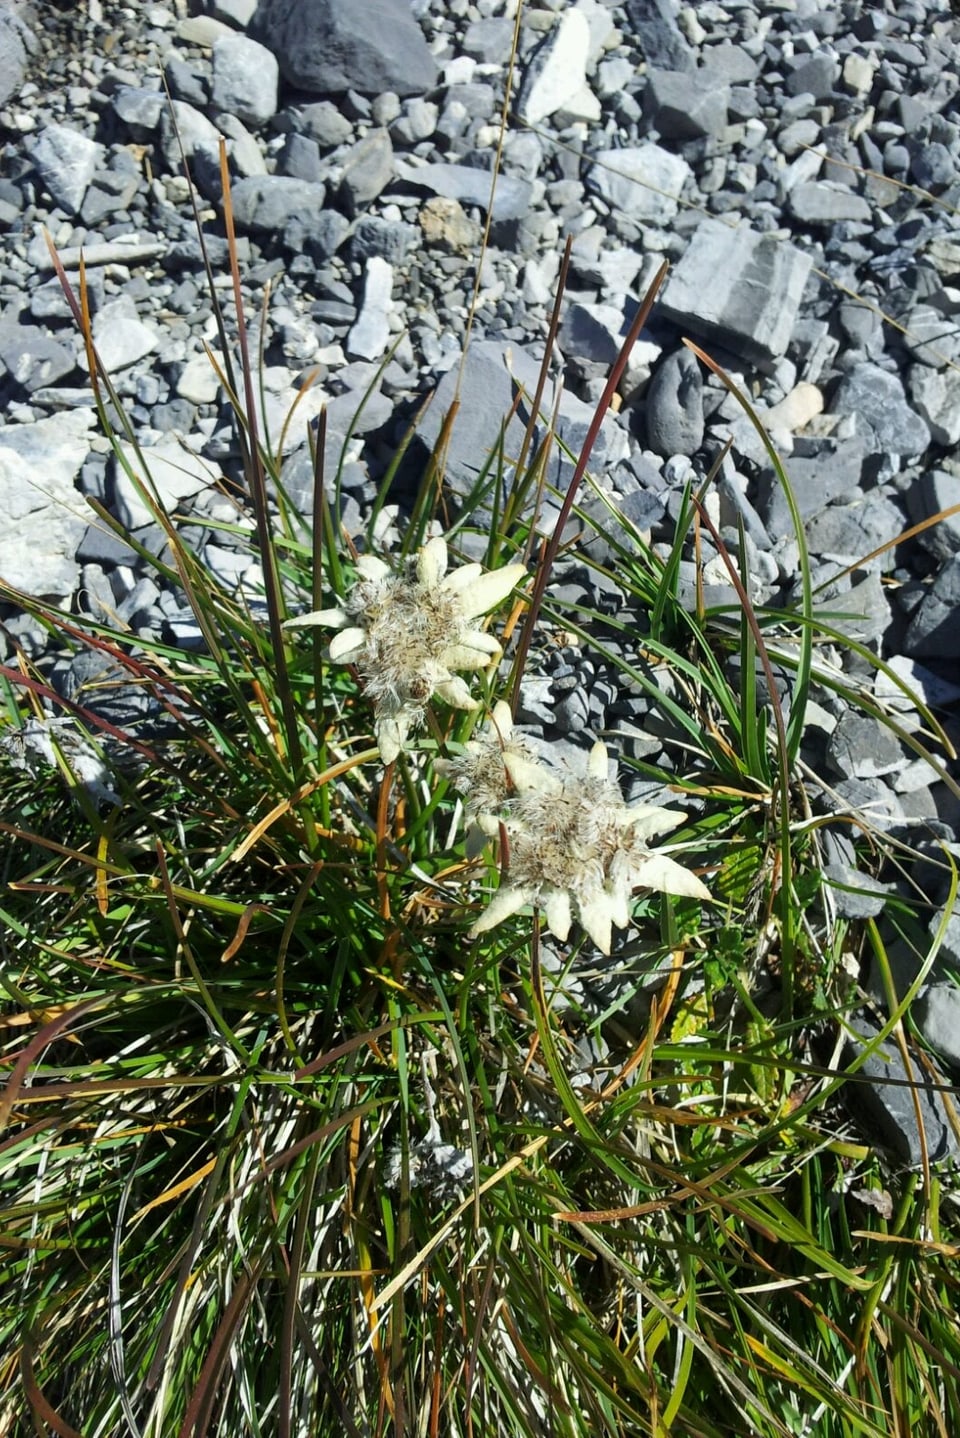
[624,0,695,72]
[904,555,960,659]
[845,1012,957,1165]
[339,129,394,217]
[211,34,279,129]
[826,710,905,780]
[644,348,704,457]
[915,983,960,1072]
[830,363,931,457]
[350,216,418,263]
[463,17,514,65]
[253,0,438,97]
[0,326,76,393]
[644,69,729,140]
[229,175,327,234]
[823,864,889,919]
[276,133,324,183]
[804,493,906,563]
[280,101,353,148]
[906,469,960,562]
[659,218,813,363]
[785,53,840,101]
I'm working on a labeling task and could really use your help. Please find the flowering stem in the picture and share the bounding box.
[508,259,670,717]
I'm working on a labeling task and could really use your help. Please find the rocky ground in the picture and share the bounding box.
[1,0,959,1163]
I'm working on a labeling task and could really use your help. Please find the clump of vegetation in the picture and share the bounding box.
[1,118,959,1438]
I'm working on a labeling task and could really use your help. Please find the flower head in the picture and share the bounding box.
[446,725,710,954]
[285,538,525,763]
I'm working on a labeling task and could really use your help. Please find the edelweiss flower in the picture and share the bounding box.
[447,721,710,954]
[285,538,525,763]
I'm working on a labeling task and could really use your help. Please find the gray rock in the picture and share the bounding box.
[623,0,695,72]
[915,983,960,1072]
[339,129,394,217]
[830,363,930,458]
[463,18,514,65]
[805,493,906,565]
[644,69,729,140]
[112,441,218,530]
[644,348,704,457]
[92,296,158,374]
[659,219,813,363]
[415,340,532,499]
[0,326,76,393]
[911,143,956,192]
[0,6,29,107]
[814,569,891,645]
[346,258,393,361]
[211,34,279,129]
[254,0,438,96]
[394,159,534,222]
[906,469,960,562]
[823,864,889,919]
[0,411,95,601]
[560,300,636,366]
[785,53,840,101]
[908,365,960,446]
[904,555,960,660]
[29,124,104,217]
[845,1012,957,1165]
[585,143,690,225]
[113,85,166,135]
[350,216,418,263]
[789,181,873,225]
[286,101,354,148]
[229,175,327,233]
[276,133,324,183]
[826,711,904,780]
[901,304,960,368]
[519,9,593,125]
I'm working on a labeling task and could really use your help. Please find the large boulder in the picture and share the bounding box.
[253,0,437,97]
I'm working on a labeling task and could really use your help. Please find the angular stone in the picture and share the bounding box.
[585,143,690,225]
[394,159,533,222]
[253,0,437,97]
[624,0,695,72]
[830,363,930,457]
[339,129,394,217]
[347,258,393,361]
[644,69,729,140]
[908,365,960,446]
[112,442,219,531]
[519,9,594,125]
[211,35,279,129]
[905,555,960,660]
[660,218,813,362]
[229,175,327,233]
[826,711,905,780]
[915,984,960,1072]
[92,296,159,374]
[845,1013,957,1165]
[0,410,96,601]
[906,469,960,562]
[0,326,76,393]
[789,181,872,225]
[0,8,28,108]
[29,124,104,216]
